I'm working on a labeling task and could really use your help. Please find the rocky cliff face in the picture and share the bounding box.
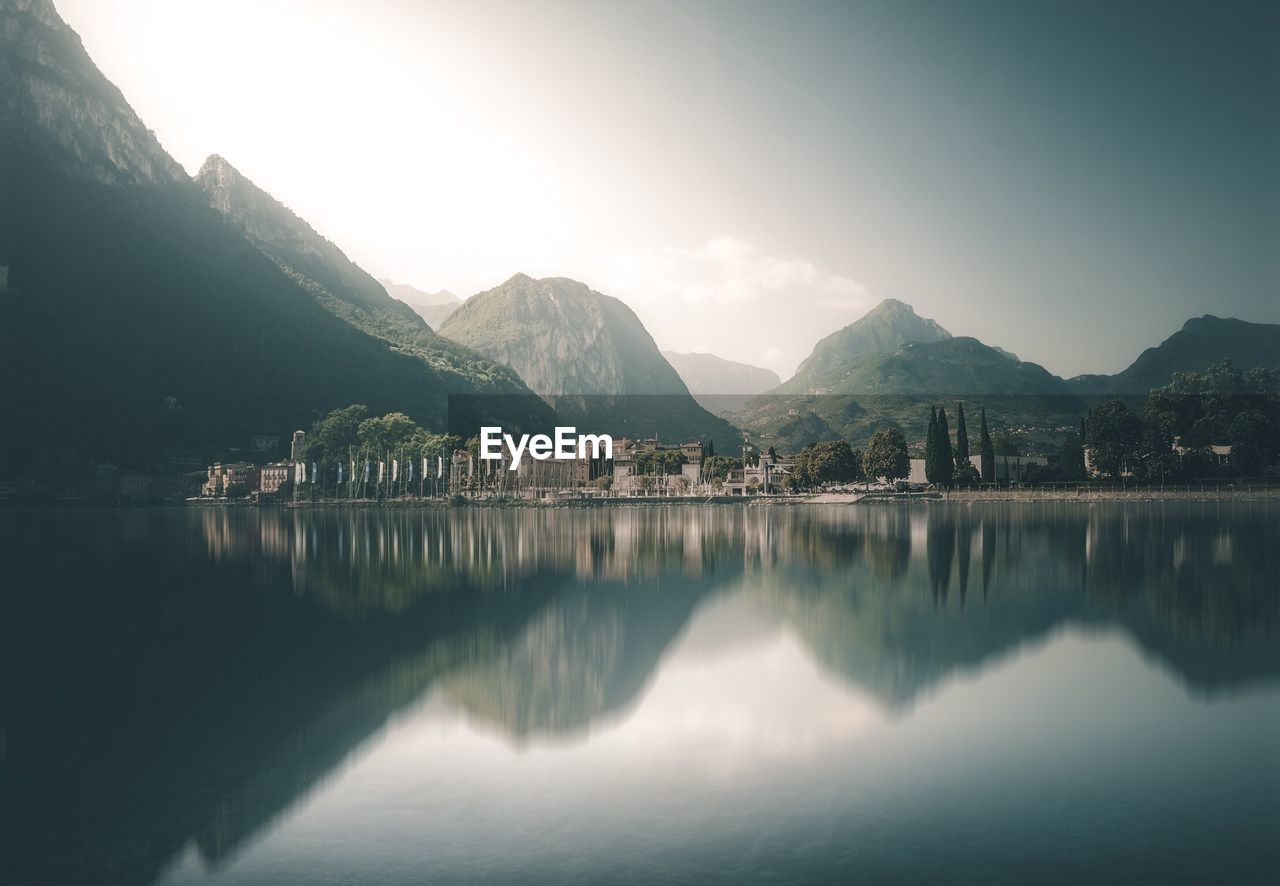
[438,274,742,442]
[440,274,690,397]
[0,0,187,186]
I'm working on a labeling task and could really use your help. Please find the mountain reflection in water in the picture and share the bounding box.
[1,502,1277,885]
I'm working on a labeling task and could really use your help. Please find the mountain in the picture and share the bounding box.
[380,280,461,308]
[378,279,463,329]
[1069,315,1280,395]
[439,274,742,443]
[195,156,424,339]
[779,298,952,394]
[735,299,1083,451]
[193,155,545,412]
[661,351,781,414]
[816,337,1073,398]
[0,0,187,188]
[0,0,549,470]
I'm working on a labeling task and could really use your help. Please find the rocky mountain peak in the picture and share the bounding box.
[852,298,950,338]
[1,0,187,186]
[780,298,952,393]
[437,273,741,441]
[865,297,914,315]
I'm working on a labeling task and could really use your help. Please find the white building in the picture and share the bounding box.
[908,454,1047,484]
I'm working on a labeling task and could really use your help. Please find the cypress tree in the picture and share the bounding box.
[937,406,954,486]
[954,402,970,471]
[929,407,939,483]
[979,407,995,483]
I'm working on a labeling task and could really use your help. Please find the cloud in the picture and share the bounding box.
[603,236,871,311]
[580,236,875,379]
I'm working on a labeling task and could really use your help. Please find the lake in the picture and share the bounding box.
[1,502,1277,885]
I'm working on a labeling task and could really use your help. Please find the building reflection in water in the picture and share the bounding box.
[0,501,1276,885]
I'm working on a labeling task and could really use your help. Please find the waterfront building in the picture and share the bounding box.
[722,456,795,495]
[259,462,293,495]
[611,438,706,495]
[202,463,260,498]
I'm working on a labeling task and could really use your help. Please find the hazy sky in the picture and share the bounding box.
[57,0,1279,378]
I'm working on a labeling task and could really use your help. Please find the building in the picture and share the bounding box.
[722,456,794,495]
[290,430,306,463]
[611,438,705,495]
[202,463,259,498]
[1172,437,1232,467]
[909,454,1047,484]
[1082,437,1232,479]
[259,462,292,495]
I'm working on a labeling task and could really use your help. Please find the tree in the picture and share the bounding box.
[864,428,909,482]
[935,406,954,486]
[925,406,939,484]
[954,402,970,471]
[1084,399,1143,478]
[991,429,1024,457]
[1142,363,1280,478]
[953,461,981,486]
[357,412,421,455]
[978,407,995,483]
[702,455,740,484]
[633,450,687,475]
[793,440,861,488]
[1024,432,1086,483]
[305,404,369,465]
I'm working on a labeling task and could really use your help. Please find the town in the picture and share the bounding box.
[3,357,1271,508]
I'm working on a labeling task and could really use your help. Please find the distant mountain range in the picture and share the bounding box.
[439,274,741,444]
[661,351,780,414]
[0,0,550,468]
[379,279,463,329]
[734,299,1280,450]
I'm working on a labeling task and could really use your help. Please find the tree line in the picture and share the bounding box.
[301,360,1280,499]
[1082,363,1280,481]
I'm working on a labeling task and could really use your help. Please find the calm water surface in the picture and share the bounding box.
[1,502,1277,885]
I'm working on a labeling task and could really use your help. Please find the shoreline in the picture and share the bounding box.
[260,486,1280,508]
[6,487,1276,512]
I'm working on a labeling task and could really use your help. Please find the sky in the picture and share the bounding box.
[56,0,1280,379]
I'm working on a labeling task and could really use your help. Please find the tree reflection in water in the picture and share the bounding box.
[0,502,1276,885]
